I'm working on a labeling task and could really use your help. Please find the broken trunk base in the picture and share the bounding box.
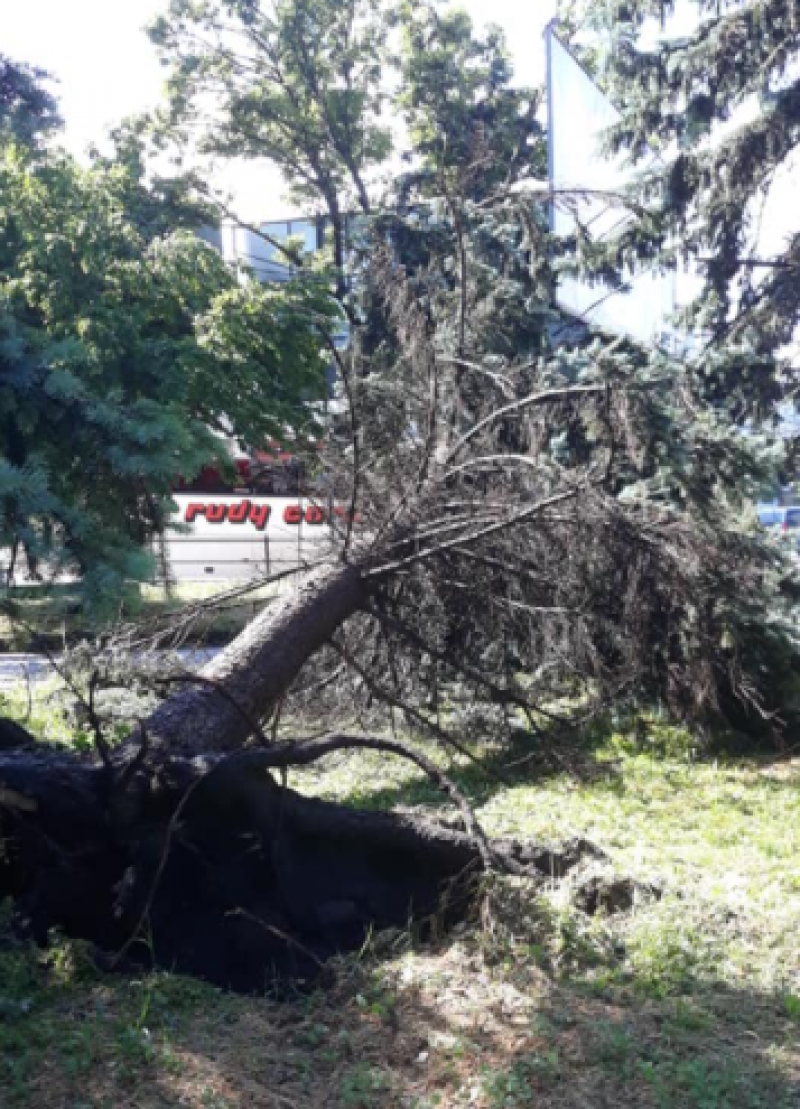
[0,748,607,994]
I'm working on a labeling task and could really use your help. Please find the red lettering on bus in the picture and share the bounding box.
[227,499,251,523]
[249,503,271,531]
[332,506,362,523]
[182,500,358,530]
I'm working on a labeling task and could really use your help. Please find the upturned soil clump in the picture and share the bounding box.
[0,734,602,993]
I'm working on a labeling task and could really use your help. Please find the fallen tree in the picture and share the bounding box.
[2,0,800,991]
[0,431,795,989]
[0,447,793,989]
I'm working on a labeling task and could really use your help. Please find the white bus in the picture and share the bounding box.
[163,449,347,582]
[166,493,349,581]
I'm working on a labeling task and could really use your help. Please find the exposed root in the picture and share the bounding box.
[0,742,606,993]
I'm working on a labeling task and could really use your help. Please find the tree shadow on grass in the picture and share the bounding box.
[3,724,798,1105]
[312,722,622,818]
[4,908,797,1109]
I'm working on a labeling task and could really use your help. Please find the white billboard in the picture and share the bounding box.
[546,25,676,344]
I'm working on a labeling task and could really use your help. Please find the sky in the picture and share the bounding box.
[2,0,554,217]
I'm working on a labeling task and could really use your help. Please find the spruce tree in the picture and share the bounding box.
[146,0,800,737]
[563,0,800,428]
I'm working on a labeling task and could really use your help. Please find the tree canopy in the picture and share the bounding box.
[0,137,333,603]
[0,54,60,149]
[141,0,800,740]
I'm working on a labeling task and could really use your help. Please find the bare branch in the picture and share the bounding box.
[329,633,507,782]
[369,488,581,578]
[445,385,606,465]
[217,731,495,869]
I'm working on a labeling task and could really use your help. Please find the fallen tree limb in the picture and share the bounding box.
[207,731,494,869]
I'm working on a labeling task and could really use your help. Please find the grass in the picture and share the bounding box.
[0,709,799,1107]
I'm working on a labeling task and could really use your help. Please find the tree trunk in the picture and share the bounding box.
[137,560,369,757]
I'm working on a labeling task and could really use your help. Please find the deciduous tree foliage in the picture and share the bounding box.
[0,134,333,602]
[0,54,60,149]
[150,0,392,278]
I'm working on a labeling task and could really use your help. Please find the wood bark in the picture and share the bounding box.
[0,741,603,990]
[136,560,369,757]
